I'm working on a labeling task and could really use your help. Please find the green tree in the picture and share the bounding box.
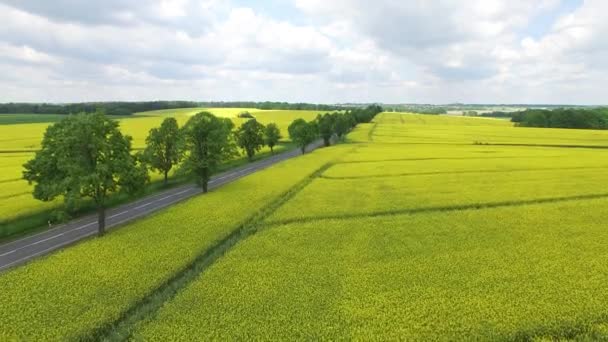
[317,113,335,147]
[288,118,318,154]
[23,112,148,236]
[182,112,236,192]
[235,119,265,161]
[264,123,281,153]
[333,113,351,138]
[144,117,183,185]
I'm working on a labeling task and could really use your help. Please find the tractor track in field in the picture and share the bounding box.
[89,161,336,341]
[335,154,565,165]
[367,122,378,142]
[264,192,608,227]
[319,165,608,180]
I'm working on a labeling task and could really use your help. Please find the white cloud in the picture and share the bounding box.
[0,0,606,104]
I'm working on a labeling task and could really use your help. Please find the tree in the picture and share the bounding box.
[23,112,148,236]
[182,112,237,192]
[143,117,183,185]
[317,113,335,147]
[288,118,318,154]
[235,119,265,161]
[333,113,351,138]
[264,123,281,153]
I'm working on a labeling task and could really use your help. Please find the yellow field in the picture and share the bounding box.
[133,113,608,340]
[0,109,322,225]
[2,112,608,340]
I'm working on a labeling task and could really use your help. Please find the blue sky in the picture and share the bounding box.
[524,0,583,38]
[0,0,606,104]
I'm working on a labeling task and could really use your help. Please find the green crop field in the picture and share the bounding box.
[0,114,79,125]
[1,112,607,340]
[0,108,322,238]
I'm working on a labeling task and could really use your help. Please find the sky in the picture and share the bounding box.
[0,0,606,105]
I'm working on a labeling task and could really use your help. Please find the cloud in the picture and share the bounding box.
[0,0,606,104]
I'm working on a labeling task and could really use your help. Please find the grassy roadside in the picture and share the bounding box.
[0,142,296,243]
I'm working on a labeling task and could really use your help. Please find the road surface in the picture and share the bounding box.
[0,141,324,272]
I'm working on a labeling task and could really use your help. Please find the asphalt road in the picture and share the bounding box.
[0,141,324,272]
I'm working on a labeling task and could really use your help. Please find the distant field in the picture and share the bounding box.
[0,114,71,125]
[0,108,322,237]
[2,112,608,339]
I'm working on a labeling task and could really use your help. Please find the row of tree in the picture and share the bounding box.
[23,111,280,236]
[288,105,384,153]
[0,101,349,116]
[511,108,608,129]
[143,115,282,188]
[22,105,382,237]
[383,105,447,114]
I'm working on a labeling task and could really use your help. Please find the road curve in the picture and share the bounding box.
[0,141,324,272]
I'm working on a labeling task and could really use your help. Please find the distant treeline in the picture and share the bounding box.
[0,101,351,116]
[512,108,608,129]
[479,111,515,118]
[384,105,447,115]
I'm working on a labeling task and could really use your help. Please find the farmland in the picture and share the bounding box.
[0,108,322,239]
[133,113,608,340]
[1,112,608,340]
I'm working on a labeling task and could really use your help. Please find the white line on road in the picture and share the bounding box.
[1,188,197,258]
[0,231,97,271]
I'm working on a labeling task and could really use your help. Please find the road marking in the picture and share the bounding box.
[1,188,198,257]
[0,215,94,250]
[0,231,97,272]
[0,187,191,250]
[30,233,65,246]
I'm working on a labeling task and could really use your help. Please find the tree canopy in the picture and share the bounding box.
[512,108,608,129]
[288,118,319,154]
[316,113,335,147]
[23,112,148,236]
[181,112,237,192]
[144,117,183,185]
[235,119,265,161]
[332,112,352,138]
[264,123,282,153]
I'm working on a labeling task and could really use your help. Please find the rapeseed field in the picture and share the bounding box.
[2,112,607,340]
[133,113,608,340]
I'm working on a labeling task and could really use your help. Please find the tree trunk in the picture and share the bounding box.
[163,170,168,185]
[202,167,209,193]
[247,149,254,161]
[323,136,330,147]
[270,145,274,154]
[301,145,306,154]
[97,205,106,237]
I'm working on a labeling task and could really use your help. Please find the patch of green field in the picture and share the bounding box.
[0,114,69,125]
